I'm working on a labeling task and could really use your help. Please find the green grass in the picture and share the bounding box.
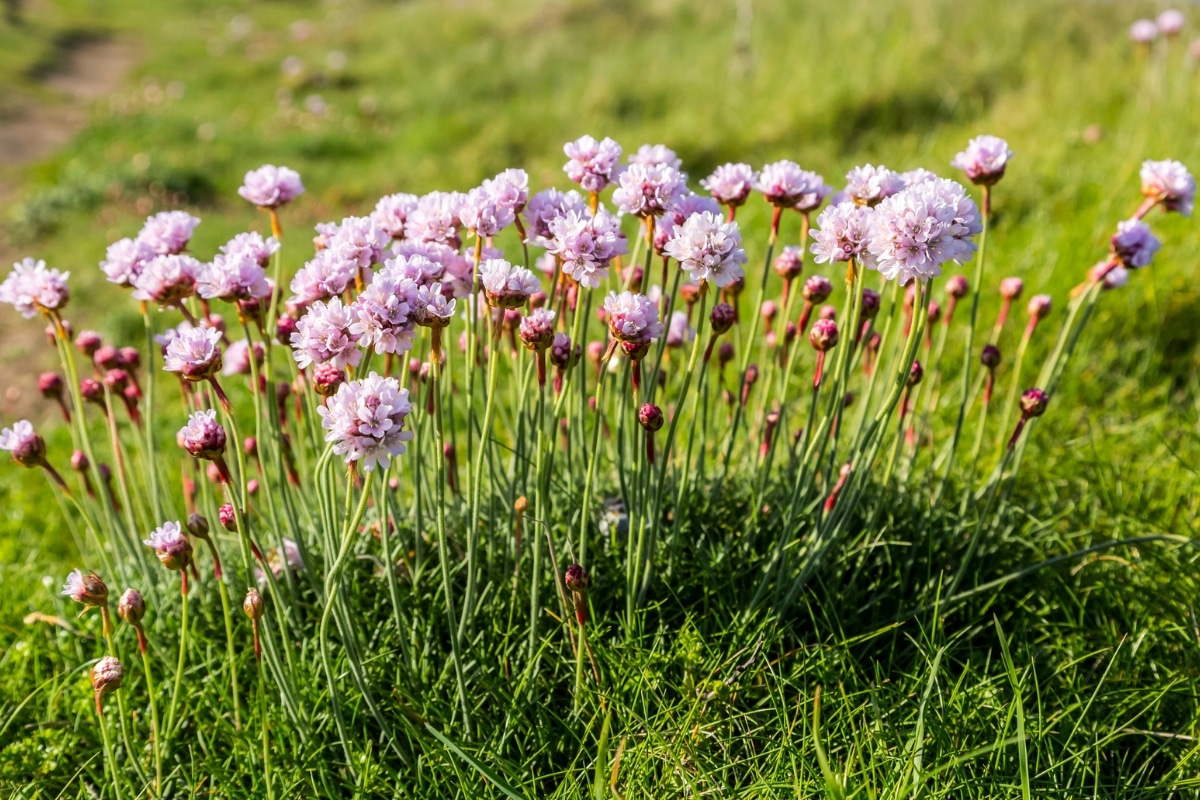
[2,0,1200,797]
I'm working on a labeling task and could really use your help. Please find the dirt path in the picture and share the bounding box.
[0,34,138,420]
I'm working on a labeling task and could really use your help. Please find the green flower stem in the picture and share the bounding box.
[259,657,275,800]
[97,700,125,800]
[214,569,242,731]
[140,304,165,522]
[166,573,188,736]
[136,632,162,795]
[461,319,502,642]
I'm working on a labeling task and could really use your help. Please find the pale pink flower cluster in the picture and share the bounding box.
[524,189,588,246]
[101,238,155,287]
[845,165,905,207]
[484,168,530,215]
[406,191,465,248]
[628,144,682,170]
[138,211,201,256]
[220,232,280,267]
[900,168,939,188]
[613,163,688,218]
[238,164,305,208]
[663,211,748,288]
[1157,9,1185,36]
[757,161,830,211]
[143,521,191,570]
[1130,19,1158,43]
[0,258,70,318]
[1111,219,1161,268]
[654,193,722,253]
[132,254,202,306]
[349,268,421,354]
[519,307,557,350]
[413,284,456,327]
[701,163,757,208]
[163,326,223,379]
[291,297,362,370]
[197,254,270,302]
[604,291,664,344]
[1140,159,1195,216]
[0,419,42,463]
[222,338,264,376]
[325,216,389,270]
[60,568,98,604]
[479,259,540,308]
[545,208,629,289]
[289,249,359,307]
[863,178,982,284]
[810,203,874,264]
[460,184,516,237]
[563,135,623,193]
[318,372,414,471]
[371,193,420,240]
[178,409,227,459]
[950,136,1013,186]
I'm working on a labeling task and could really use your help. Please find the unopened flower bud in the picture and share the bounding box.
[620,339,651,361]
[773,246,804,280]
[818,304,837,321]
[549,333,579,369]
[186,513,211,540]
[784,321,798,344]
[117,347,141,371]
[1027,294,1052,320]
[710,302,736,335]
[94,345,120,371]
[761,301,778,325]
[680,282,702,304]
[219,503,237,531]
[564,563,590,593]
[243,588,264,620]
[587,340,605,364]
[717,341,734,368]
[859,288,881,320]
[907,360,924,387]
[312,362,346,397]
[71,450,89,471]
[802,275,833,304]
[981,344,1001,370]
[91,655,124,697]
[945,275,969,299]
[117,588,145,626]
[638,403,664,432]
[999,277,1024,300]
[79,378,104,404]
[75,331,102,358]
[926,301,941,326]
[276,315,298,344]
[1019,388,1049,418]
[38,372,64,399]
[103,368,129,392]
[809,318,840,351]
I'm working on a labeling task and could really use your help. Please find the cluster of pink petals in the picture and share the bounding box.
[132,254,202,306]
[757,161,831,211]
[0,258,70,318]
[1157,9,1185,35]
[222,338,264,376]
[198,254,271,302]
[318,372,414,471]
[143,521,190,569]
[101,238,155,287]
[900,168,940,188]
[545,208,629,289]
[324,216,390,270]
[810,203,875,264]
[238,164,305,209]
[845,165,905,207]
[701,163,757,207]
[864,178,982,284]
[479,259,541,308]
[291,297,362,370]
[413,284,456,327]
[519,307,557,350]
[1140,159,1196,216]
[484,168,530,215]
[563,135,623,193]
[163,326,223,379]
[663,211,748,288]
[0,419,41,463]
[349,269,421,354]
[289,249,359,307]
[61,568,100,604]
[178,409,226,459]
[138,211,201,256]
[405,191,465,248]
[613,163,688,218]
[460,184,516,237]
[396,243,472,298]
[371,193,420,240]
[1111,219,1161,268]
[654,193,722,253]
[221,232,280,267]
[665,310,693,347]
[604,291,664,344]
[524,189,588,246]
[950,136,1013,186]
[628,144,682,170]
[1130,19,1159,43]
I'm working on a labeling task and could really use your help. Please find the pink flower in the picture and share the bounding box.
[774,246,804,279]
[238,164,304,208]
[163,326,223,380]
[999,277,1024,299]
[143,521,192,571]
[413,284,456,327]
[1130,19,1158,43]
[1111,219,1161,268]
[845,164,905,207]
[132,254,201,306]
[291,297,362,370]
[810,202,874,264]
[628,143,682,170]
[545,208,629,289]
[289,249,359,307]
[1140,159,1195,216]
[480,259,540,308]
[484,168,530,215]
[603,291,664,344]
[178,409,227,460]
[950,136,1013,186]
[864,178,982,284]
[524,189,588,246]
[350,269,421,354]
[1158,9,1185,36]
[613,163,687,218]
[101,238,154,287]
[519,308,557,351]
[197,253,271,302]
[326,216,389,269]
[61,568,108,607]
[406,191,464,248]
[0,419,45,466]
[222,338,264,376]
[371,193,420,240]
[563,135,623,193]
[701,163,758,208]
[1,258,70,318]
[665,310,692,348]
[220,232,280,267]
[655,193,722,254]
[318,372,414,471]
[663,211,748,289]
[460,184,515,236]
[899,168,940,188]
[138,211,201,256]
[757,161,830,210]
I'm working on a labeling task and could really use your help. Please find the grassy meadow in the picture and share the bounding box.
[1,0,1199,797]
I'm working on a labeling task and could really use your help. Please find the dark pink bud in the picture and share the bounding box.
[710,302,736,335]
[801,275,833,304]
[564,563,590,593]
[117,347,141,371]
[75,331,102,358]
[79,378,104,404]
[809,319,839,352]
[945,275,969,299]
[275,315,298,344]
[859,288,881,320]
[818,304,837,321]
[717,341,734,368]
[907,360,924,387]
[312,363,346,397]
[1027,294,1052,320]
[94,345,120,371]
[980,344,1001,370]
[38,372,64,399]
[761,301,778,325]
[219,503,237,531]
[71,450,89,471]
[244,437,257,456]
[103,369,129,392]
[1020,388,1049,418]
[926,301,941,326]
[999,277,1024,300]
[587,341,605,364]
[773,247,804,280]
[638,403,664,432]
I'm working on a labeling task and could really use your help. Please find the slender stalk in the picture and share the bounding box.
[166,573,188,735]
[97,701,125,800]
[215,571,242,730]
[461,319,502,641]
[137,635,162,795]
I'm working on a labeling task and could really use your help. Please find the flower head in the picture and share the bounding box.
[178,409,227,460]
[480,259,540,308]
[220,231,280,267]
[291,297,362,370]
[628,144,682,170]
[546,208,629,289]
[603,291,664,345]
[612,162,687,218]
[864,178,982,284]
[318,372,414,471]
[701,163,757,207]
[163,326,223,380]
[663,211,748,288]
[757,161,830,210]
[1140,159,1195,216]
[1130,19,1158,43]
[243,588,265,620]
[802,275,834,304]
[289,249,359,307]
[222,338,264,376]
[132,254,201,306]
[143,521,193,571]
[519,308,557,351]
[524,189,588,246]
[1027,294,1052,320]
[549,332,578,369]
[413,284,456,328]
[951,136,1013,186]
[0,258,70,318]
[654,193,722,254]
[1158,9,1185,36]
[845,164,905,207]
[1111,219,1161,268]
[117,588,145,625]
[1020,388,1049,418]
[460,183,516,236]
[999,277,1024,300]
[900,168,940,188]
[774,246,804,280]
[325,215,389,270]
[101,238,154,287]
[238,164,304,208]
[91,656,124,697]
[62,568,109,608]
[563,135,623,193]
[484,168,530,215]
[198,253,271,302]
[810,202,874,264]
[406,191,464,248]
[371,193,420,240]
[138,211,201,256]
[809,318,839,351]
[350,269,421,354]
